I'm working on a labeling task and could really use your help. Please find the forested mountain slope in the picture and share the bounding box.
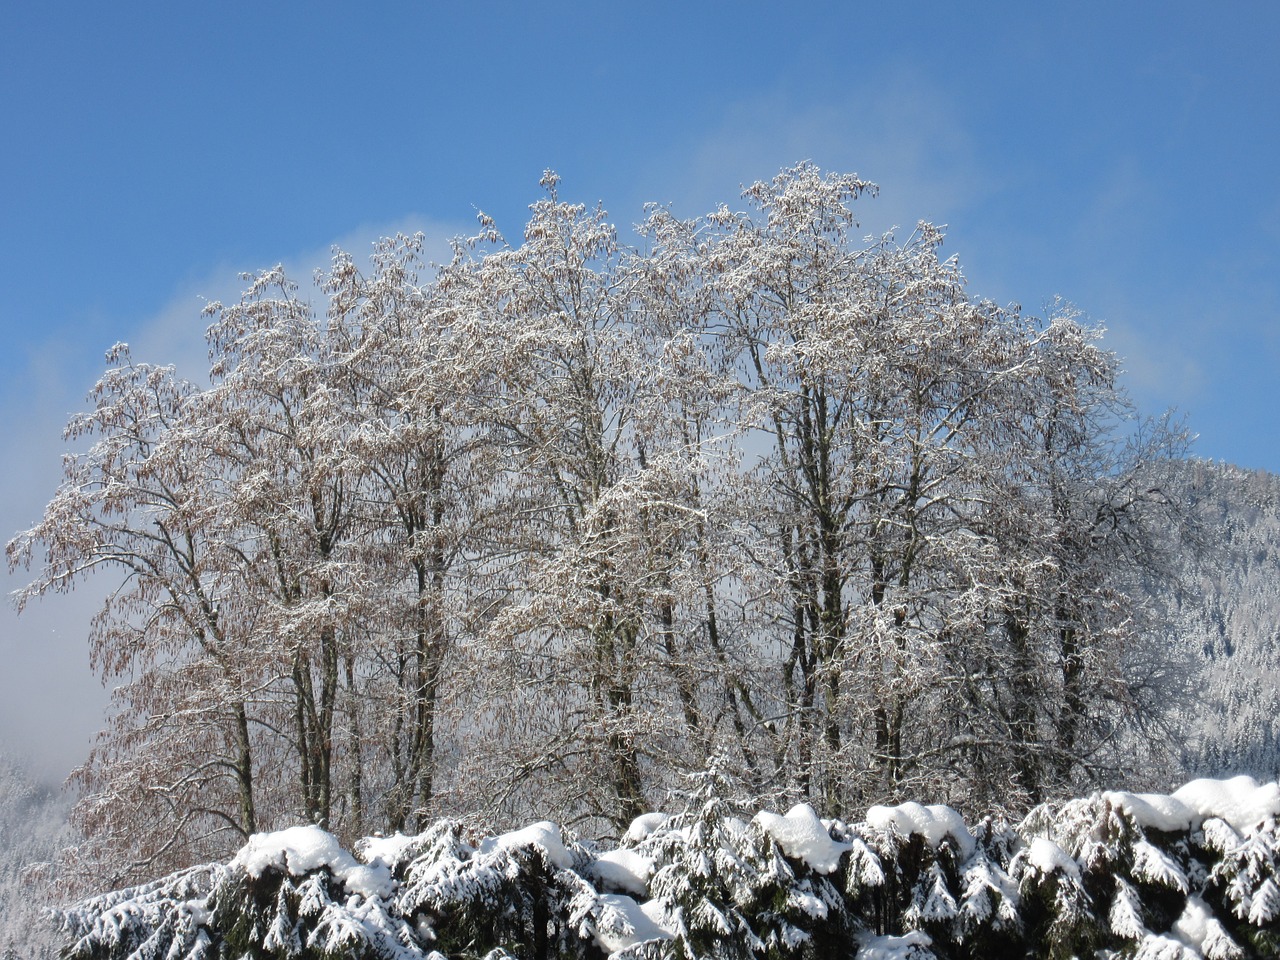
[1161,459,1280,781]
[0,754,73,960]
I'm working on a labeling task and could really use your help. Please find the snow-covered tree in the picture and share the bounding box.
[439,175,753,832]
[201,265,371,836]
[693,164,1182,815]
[9,164,1198,887]
[6,349,264,885]
[318,233,486,834]
[937,308,1193,810]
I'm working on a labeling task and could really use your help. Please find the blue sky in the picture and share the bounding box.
[2,1,1278,774]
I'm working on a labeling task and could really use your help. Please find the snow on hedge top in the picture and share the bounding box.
[1101,791,1196,833]
[754,803,852,873]
[477,820,574,869]
[356,831,417,868]
[1104,775,1280,833]
[1173,775,1280,832]
[592,893,673,954]
[865,801,975,860]
[855,930,934,959]
[591,848,655,895]
[624,812,669,842]
[1025,837,1081,879]
[231,825,394,899]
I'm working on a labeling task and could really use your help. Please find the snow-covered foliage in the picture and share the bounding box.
[1018,774,1280,958]
[58,775,1280,960]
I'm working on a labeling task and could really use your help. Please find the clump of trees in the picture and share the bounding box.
[7,164,1188,888]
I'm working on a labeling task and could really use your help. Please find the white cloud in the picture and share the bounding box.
[1103,316,1207,405]
[629,72,994,241]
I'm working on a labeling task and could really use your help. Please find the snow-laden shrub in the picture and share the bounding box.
[58,776,1280,960]
[60,864,221,960]
[837,805,1023,960]
[1017,776,1280,959]
[627,768,855,959]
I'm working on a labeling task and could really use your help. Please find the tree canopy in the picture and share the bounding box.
[8,164,1189,888]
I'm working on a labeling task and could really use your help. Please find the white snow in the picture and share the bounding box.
[342,864,396,901]
[754,803,852,874]
[357,832,418,868]
[591,848,654,896]
[1132,839,1189,893]
[1200,817,1242,853]
[639,896,678,937]
[624,812,669,842]
[1171,896,1212,952]
[233,825,348,877]
[865,801,976,861]
[477,820,574,869]
[1248,876,1280,925]
[1135,933,1198,959]
[1172,775,1280,833]
[1104,776,1280,834]
[232,825,395,899]
[919,867,957,921]
[1025,837,1081,879]
[789,887,829,919]
[1103,791,1197,833]
[591,893,673,955]
[179,901,212,928]
[1110,879,1146,940]
[855,929,934,959]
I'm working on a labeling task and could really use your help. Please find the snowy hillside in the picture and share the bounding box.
[1157,461,1280,780]
[0,754,74,960]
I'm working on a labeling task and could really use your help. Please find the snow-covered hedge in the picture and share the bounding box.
[58,775,1280,960]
